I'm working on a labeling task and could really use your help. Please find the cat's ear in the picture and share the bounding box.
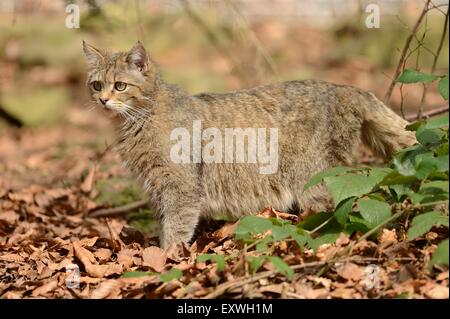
[127,41,150,73]
[82,41,105,67]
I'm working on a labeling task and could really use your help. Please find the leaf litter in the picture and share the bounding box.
[0,124,448,299]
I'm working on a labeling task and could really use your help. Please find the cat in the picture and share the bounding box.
[83,41,416,249]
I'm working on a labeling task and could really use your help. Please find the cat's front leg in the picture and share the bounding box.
[144,168,201,249]
[159,204,201,249]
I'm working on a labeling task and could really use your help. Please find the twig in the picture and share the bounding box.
[203,254,417,298]
[203,261,327,299]
[308,216,334,234]
[88,198,149,217]
[384,0,431,104]
[418,5,449,119]
[340,209,406,259]
[405,104,449,121]
[178,0,250,84]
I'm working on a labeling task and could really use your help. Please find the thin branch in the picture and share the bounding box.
[178,0,250,84]
[418,5,449,119]
[88,198,150,217]
[405,104,449,121]
[384,0,432,104]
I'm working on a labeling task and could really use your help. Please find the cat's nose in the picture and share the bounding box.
[99,98,109,105]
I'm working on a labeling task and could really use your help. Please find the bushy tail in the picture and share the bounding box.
[360,92,417,160]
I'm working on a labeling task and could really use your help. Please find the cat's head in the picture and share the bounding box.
[83,41,159,119]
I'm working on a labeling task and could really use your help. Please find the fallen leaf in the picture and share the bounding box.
[31,280,58,297]
[81,165,97,193]
[336,262,364,282]
[142,246,167,272]
[91,280,123,299]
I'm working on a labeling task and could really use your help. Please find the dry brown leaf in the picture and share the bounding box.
[79,236,99,247]
[259,284,283,294]
[34,193,52,208]
[330,288,360,299]
[436,271,449,281]
[0,253,25,262]
[85,263,123,278]
[142,246,167,272]
[380,229,397,244]
[213,222,238,239]
[336,262,364,282]
[0,210,19,224]
[117,249,134,269]
[31,280,58,297]
[296,285,328,299]
[91,280,123,299]
[8,192,34,203]
[2,290,23,299]
[336,233,350,246]
[73,241,96,265]
[80,165,97,193]
[423,285,449,299]
[94,248,112,262]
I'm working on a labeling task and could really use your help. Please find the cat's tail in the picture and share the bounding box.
[359,92,417,160]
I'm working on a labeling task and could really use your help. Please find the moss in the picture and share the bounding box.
[95,177,147,206]
[2,87,69,127]
[128,209,158,235]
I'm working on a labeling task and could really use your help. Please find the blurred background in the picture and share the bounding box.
[0,0,448,222]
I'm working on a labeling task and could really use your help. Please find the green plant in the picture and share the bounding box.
[225,96,448,278]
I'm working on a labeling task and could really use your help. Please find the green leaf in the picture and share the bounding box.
[439,76,449,100]
[435,155,449,172]
[357,198,392,229]
[292,232,308,248]
[247,256,267,274]
[335,196,355,226]
[414,155,438,180]
[430,239,449,269]
[347,214,371,234]
[392,157,416,176]
[420,181,449,193]
[370,167,394,180]
[255,235,273,252]
[308,232,341,252]
[436,142,449,157]
[407,211,448,240]
[303,166,355,191]
[160,268,183,282]
[197,254,225,271]
[268,256,294,280]
[406,121,425,132]
[418,180,449,203]
[396,69,439,84]
[380,171,418,185]
[235,216,272,241]
[416,128,444,148]
[122,271,154,278]
[298,211,334,231]
[272,224,297,241]
[425,115,449,129]
[390,184,414,201]
[324,174,384,206]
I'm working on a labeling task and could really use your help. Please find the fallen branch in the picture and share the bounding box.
[202,254,417,299]
[88,199,149,218]
[203,261,327,299]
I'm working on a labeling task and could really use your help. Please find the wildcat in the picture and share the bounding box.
[83,41,416,249]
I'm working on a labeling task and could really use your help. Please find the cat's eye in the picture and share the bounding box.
[91,81,102,91]
[114,82,127,91]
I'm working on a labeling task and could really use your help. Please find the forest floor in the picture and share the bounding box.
[0,4,448,299]
[0,110,448,299]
